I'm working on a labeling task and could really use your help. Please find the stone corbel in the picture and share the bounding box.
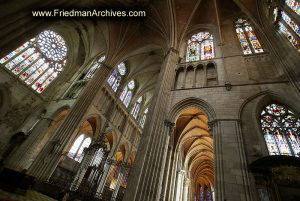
[225,81,232,91]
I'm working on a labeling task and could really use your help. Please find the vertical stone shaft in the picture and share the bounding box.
[5,118,51,171]
[123,49,178,201]
[27,64,112,180]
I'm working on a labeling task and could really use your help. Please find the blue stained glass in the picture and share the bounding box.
[285,0,300,15]
[261,103,300,157]
[281,11,300,37]
[279,22,300,52]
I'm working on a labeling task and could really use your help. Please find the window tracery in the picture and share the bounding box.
[131,96,142,119]
[235,19,264,54]
[0,30,68,93]
[84,55,106,80]
[68,134,92,162]
[272,1,300,52]
[186,32,214,62]
[107,62,126,92]
[260,103,300,157]
[140,108,148,128]
[120,80,135,108]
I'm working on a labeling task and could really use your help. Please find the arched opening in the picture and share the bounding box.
[206,63,217,86]
[185,66,194,88]
[174,107,214,201]
[196,64,205,87]
[175,67,185,89]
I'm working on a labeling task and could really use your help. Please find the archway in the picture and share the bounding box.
[174,107,214,201]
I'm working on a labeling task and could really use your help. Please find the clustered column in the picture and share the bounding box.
[123,48,179,201]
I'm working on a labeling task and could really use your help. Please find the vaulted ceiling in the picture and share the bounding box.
[175,107,214,187]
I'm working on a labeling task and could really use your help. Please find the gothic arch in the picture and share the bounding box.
[239,90,300,164]
[169,97,216,123]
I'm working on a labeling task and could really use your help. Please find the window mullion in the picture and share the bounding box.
[283,128,296,156]
[280,18,300,41]
[9,49,36,71]
[242,26,255,54]
[1,43,33,66]
[281,3,300,25]
[18,55,42,76]
[74,136,86,159]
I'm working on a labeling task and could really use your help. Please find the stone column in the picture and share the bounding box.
[27,63,113,180]
[156,120,175,201]
[123,48,178,201]
[183,178,190,201]
[167,149,179,201]
[213,119,254,201]
[158,121,175,201]
[5,117,52,171]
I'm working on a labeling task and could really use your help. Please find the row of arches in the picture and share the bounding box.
[174,63,218,89]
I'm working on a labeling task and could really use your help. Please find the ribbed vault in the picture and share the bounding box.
[175,107,214,199]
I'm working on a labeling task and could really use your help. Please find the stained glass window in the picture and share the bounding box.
[285,0,300,15]
[260,103,300,157]
[131,96,142,119]
[235,19,264,54]
[281,11,300,37]
[0,30,67,93]
[186,32,214,62]
[279,22,300,51]
[140,108,148,128]
[84,55,106,79]
[120,80,135,108]
[107,62,126,92]
[68,134,92,162]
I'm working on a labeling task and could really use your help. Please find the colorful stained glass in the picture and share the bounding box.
[236,19,264,54]
[36,71,58,93]
[112,76,121,92]
[236,28,252,54]
[245,26,264,53]
[186,32,214,62]
[5,48,35,70]
[285,0,300,15]
[25,63,50,84]
[107,69,118,86]
[107,62,127,92]
[120,80,135,107]
[0,30,67,93]
[12,53,40,75]
[279,22,300,51]
[32,68,53,91]
[0,42,30,64]
[281,11,300,37]
[20,59,45,80]
[261,103,300,157]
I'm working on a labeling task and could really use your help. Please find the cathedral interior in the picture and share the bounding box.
[0,0,300,201]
